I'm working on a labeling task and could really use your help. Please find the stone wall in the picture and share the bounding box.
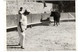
[6,0,52,15]
[6,0,53,28]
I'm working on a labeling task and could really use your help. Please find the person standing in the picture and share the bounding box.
[17,7,30,49]
[17,7,24,49]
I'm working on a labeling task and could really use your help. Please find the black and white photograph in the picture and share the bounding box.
[6,0,76,51]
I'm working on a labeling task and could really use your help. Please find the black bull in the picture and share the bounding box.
[50,11,60,26]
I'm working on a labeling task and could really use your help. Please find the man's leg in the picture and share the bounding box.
[20,25,26,49]
[17,26,25,49]
[20,32,25,49]
[17,26,22,46]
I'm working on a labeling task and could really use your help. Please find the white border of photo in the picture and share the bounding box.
[0,0,79,52]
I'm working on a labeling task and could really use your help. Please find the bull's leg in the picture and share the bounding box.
[56,21,58,26]
[58,22,60,25]
[53,20,56,26]
[58,17,60,25]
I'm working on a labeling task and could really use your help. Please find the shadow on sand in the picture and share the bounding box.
[7,45,21,49]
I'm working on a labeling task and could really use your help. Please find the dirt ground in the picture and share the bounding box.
[7,21,76,51]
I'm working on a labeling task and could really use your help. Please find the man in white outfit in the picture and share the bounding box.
[18,7,30,49]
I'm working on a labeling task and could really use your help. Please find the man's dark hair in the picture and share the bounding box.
[20,7,23,11]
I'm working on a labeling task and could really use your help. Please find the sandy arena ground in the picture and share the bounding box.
[7,21,76,51]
